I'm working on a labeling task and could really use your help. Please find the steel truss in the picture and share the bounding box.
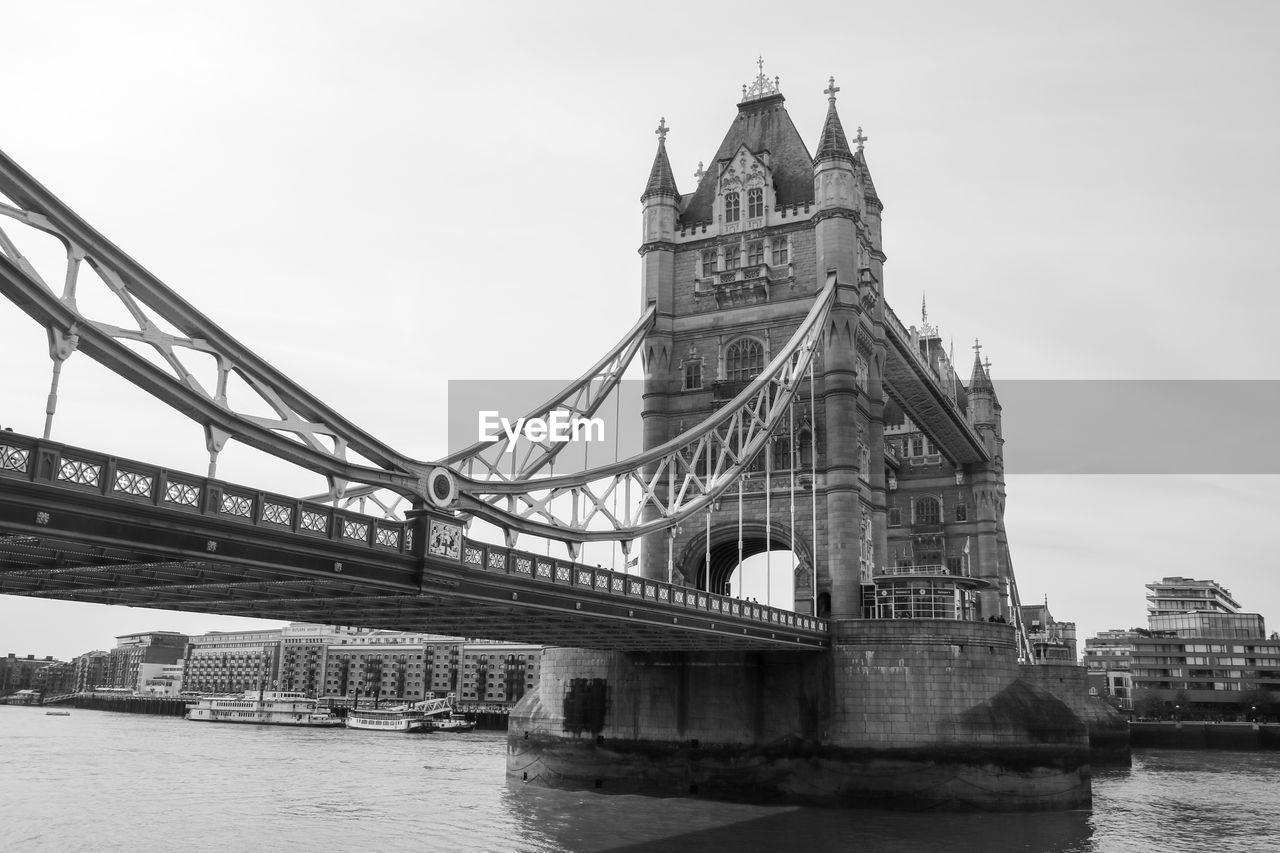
[0,148,830,550]
[432,276,836,547]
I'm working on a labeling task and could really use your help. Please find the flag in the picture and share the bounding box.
[963,537,970,555]
[626,556,639,568]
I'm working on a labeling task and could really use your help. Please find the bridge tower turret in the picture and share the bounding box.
[967,348,1009,619]
[812,77,872,620]
[638,118,681,578]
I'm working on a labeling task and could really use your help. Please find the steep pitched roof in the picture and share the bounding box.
[814,97,854,164]
[969,352,993,393]
[641,136,680,202]
[680,93,814,225]
[854,147,879,203]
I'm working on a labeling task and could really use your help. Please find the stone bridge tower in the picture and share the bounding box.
[639,70,890,620]
[509,66,1123,811]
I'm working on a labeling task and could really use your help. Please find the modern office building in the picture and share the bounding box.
[1086,577,1280,718]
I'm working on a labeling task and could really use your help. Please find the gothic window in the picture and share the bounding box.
[725,338,763,382]
[955,504,967,522]
[914,496,941,525]
[747,187,763,219]
[773,432,793,470]
[771,237,788,266]
[725,192,741,223]
[747,241,764,267]
[724,244,740,270]
[701,250,717,277]
[910,436,924,456]
[683,360,702,391]
[947,556,963,575]
[888,505,901,526]
[797,425,814,467]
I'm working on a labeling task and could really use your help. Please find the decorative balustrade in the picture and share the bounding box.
[437,529,827,636]
[0,433,413,556]
[0,431,828,641]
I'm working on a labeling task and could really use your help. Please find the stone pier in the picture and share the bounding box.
[509,620,1120,810]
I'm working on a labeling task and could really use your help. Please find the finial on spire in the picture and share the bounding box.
[984,356,993,375]
[742,57,781,102]
[655,117,668,141]
[921,292,928,325]
[854,126,868,151]
[694,161,706,182]
[973,338,982,358]
[824,75,840,102]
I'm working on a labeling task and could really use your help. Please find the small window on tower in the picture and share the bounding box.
[747,241,764,267]
[955,504,967,522]
[724,245,740,270]
[683,360,702,391]
[701,250,718,277]
[771,237,788,266]
[725,192,741,223]
[747,187,763,219]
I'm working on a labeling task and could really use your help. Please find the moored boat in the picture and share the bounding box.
[426,712,475,733]
[344,706,430,732]
[185,691,342,727]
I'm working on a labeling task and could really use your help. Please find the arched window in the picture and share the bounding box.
[724,192,740,223]
[701,250,717,277]
[747,187,763,219]
[747,241,764,266]
[725,338,763,382]
[915,496,941,525]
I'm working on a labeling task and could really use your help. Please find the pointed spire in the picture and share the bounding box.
[969,338,993,392]
[815,76,854,164]
[641,116,680,202]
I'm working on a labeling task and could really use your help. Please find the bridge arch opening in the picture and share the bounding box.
[679,523,811,610]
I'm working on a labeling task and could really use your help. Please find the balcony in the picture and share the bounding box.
[694,263,793,308]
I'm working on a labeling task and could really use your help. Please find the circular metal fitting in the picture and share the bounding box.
[426,467,458,508]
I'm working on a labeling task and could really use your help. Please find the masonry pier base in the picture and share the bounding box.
[508,620,1125,810]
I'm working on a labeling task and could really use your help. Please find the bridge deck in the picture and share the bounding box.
[0,434,828,651]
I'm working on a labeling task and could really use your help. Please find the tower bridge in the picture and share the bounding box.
[0,64,1126,810]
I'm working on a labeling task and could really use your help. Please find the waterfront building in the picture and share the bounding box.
[319,631,490,704]
[278,623,369,696]
[1083,629,1142,711]
[1019,602,1078,662]
[184,628,281,694]
[1087,577,1280,718]
[98,632,187,692]
[0,653,62,696]
[139,663,185,696]
[71,650,109,692]
[458,642,542,713]
[31,659,77,697]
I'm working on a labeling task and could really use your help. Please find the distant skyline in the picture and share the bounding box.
[3,1,1279,660]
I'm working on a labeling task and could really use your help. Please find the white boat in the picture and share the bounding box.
[344,706,430,732]
[185,691,342,727]
[425,713,475,733]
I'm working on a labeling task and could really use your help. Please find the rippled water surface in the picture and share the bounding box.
[3,706,1280,852]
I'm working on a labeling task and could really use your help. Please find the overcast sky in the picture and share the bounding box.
[2,1,1278,661]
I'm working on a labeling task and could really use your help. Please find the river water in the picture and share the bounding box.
[3,706,1279,852]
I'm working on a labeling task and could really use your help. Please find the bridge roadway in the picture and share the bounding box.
[0,433,828,651]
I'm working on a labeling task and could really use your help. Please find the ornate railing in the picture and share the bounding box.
[0,432,414,556]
